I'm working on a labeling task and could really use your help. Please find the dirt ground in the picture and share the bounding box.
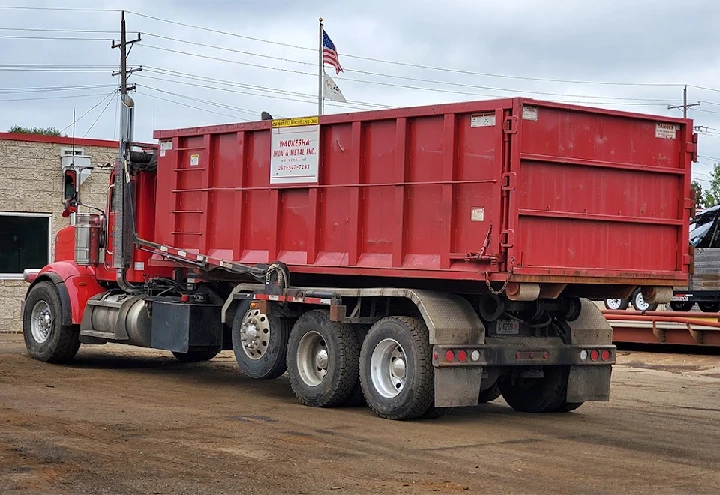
[1,334,719,495]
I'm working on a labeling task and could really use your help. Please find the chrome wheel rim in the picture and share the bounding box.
[240,308,270,360]
[31,300,52,344]
[370,338,407,398]
[296,331,328,387]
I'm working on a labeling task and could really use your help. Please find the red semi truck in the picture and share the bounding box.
[21,97,694,420]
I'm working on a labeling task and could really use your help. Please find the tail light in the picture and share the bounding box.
[580,349,612,362]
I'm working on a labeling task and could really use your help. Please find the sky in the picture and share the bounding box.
[1,0,720,186]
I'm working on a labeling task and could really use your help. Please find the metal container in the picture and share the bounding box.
[152,97,694,292]
[74,213,102,266]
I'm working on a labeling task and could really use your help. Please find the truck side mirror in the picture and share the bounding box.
[62,168,78,217]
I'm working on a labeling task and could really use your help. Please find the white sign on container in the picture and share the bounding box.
[270,116,320,184]
[655,122,678,140]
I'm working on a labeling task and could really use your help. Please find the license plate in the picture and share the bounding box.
[496,320,520,335]
[671,295,689,301]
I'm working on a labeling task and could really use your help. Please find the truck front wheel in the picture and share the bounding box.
[499,366,582,413]
[231,300,291,379]
[22,281,80,363]
[359,316,435,420]
[286,310,360,407]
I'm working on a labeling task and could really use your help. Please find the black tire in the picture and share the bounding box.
[499,366,582,413]
[22,281,80,363]
[342,382,367,407]
[341,325,370,407]
[669,301,693,312]
[698,302,720,313]
[231,300,292,379]
[359,317,434,420]
[172,348,219,362]
[286,310,360,407]
[478,383,501,404]
[631,289,658,312]
[604,298,629,311]
[554,401,584,413]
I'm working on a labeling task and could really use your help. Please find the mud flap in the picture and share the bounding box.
[434,367,483,407]
[567,365,612,402]
[566,299,614,403]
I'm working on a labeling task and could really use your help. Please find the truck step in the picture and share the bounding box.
[79,329,126,341]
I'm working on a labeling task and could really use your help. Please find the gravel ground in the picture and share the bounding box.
[1,334,719,495]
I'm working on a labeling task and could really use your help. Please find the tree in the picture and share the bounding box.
[692,180,704,209]
[702,163,720,209]
[8,125,66,137]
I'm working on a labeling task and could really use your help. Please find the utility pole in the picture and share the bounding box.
[110,11,142,275]
[668,85,699,118]
[112,11,142,112]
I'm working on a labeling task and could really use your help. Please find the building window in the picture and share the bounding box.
[0,213,51,279]
[61,147,85,157]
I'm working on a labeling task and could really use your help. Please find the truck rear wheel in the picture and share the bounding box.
[231,300,291,379]
[499,366,582,413]
[478,383,501,403]
[359,316,434,420]
[286,310,360,407]
[22,281,80,363]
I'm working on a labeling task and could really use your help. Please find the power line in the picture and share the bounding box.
[140,68,390,110]
[0,92,112,102]
[137,90,250,121]
[137,47,688,110]
[84,93,117,137]
[692,108,720,116]
[141,35,684,104]
[692,85,720,95]
[127,11,686,89]
[137,74,337,110]
[0,6,118,12]
[0,35,112,41]
[0,27,124,33]
[0,83,116,94]
[141,47,682,112]
[139,86,261,118]
[0,63,120,68]
[0,63,132,74]
[127,11,312,51]
[59,90,118,133]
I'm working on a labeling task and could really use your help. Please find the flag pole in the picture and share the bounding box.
[318,17,324,116]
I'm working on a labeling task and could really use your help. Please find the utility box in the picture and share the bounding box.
[150,301,223,353]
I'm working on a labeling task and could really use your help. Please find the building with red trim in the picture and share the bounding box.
[0,133,121,333]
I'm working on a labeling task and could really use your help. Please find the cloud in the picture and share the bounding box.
[1,0,719,181]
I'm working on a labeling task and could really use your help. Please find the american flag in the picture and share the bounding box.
[322,29,343,74]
